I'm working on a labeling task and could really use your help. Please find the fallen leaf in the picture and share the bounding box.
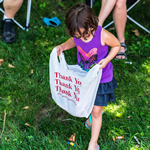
[52,11,56,14]
[23,106,29,110]
[8,64,15,68]
[69,133,76,142]
[108,27,115,31]
[147,126,150,128]
[132,29,140,37]
[0,59,4,66]
[49,140,52,143]
[30,69,34,74]
[112,136,115,142]
[25,123,30,127]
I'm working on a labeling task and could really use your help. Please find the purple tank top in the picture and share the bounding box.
[73,26,113,83]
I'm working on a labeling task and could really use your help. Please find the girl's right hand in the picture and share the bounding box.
[56,45,63,56]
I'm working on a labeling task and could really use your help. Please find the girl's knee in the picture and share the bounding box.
[92,106,103,118]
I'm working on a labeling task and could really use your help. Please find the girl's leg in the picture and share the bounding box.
[88,106,103,150]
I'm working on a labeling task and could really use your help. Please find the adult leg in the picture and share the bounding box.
[88,106,103,150]
[3,0,23,19]
[113,0,127,59]
[2,0,23,44]
[98,0,116,26]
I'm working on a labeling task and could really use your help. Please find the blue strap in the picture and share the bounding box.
[89,114,92,125]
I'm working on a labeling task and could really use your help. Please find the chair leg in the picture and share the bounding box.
[90,0,93,8]
[85,0,94,8]
[103,21,114,29]
[103,0,140,29]
[127,15,150,33]
[26,0,32,31]
[0,0,31,31]
[0,8,25,30]
[102,0,150,34]
[0,8,4,13]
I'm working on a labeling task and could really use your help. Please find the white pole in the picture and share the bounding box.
[26,0,32,31]
[0,8,25,30]
[127,15,150,33]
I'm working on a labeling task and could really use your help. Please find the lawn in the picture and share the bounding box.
[0,0,150,150]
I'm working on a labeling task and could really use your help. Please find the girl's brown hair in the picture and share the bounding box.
[65,3,98,39]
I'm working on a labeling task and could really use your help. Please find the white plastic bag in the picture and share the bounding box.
[49,47,102,118]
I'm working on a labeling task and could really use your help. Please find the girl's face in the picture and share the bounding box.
[74,28,94,42]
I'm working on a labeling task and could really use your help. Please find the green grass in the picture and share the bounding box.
[0,0,150,149]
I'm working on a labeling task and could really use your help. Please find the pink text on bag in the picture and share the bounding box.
[54,72,82,104]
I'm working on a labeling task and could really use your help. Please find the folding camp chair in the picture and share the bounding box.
[86,0,95,8]
[0,0,32,31]
[88,0,150,33]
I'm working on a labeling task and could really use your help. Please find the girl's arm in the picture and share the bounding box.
[56,37,76,56]
[98,28,121,69]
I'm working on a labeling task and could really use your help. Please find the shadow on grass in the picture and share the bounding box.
[35,60,149,149]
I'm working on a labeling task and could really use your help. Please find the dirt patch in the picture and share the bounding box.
[35,104,56,126]
[35,93,69,127]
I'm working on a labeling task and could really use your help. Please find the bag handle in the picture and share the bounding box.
[50,47,68,70]
[59,52,68,70]
[50,47,60,69]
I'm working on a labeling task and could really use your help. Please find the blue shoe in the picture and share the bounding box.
[89,114,92,125]
[85,112,104,130]
[85,114,92,130]
[43,17,61,27]
[85,121,91,130]
[97,144,100,150]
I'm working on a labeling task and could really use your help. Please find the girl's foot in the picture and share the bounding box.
[97,144,100,150]
[88,142,99,150]
[85,118,91,130]
[85,114,92,130]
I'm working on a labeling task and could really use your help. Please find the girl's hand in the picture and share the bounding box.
[56,45,63,56]
[98,58,109,69]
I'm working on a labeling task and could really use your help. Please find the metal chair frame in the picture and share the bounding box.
[0,0,32,31]
[90,0,150,33]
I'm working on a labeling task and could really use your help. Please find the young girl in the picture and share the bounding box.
[56,3,120,150]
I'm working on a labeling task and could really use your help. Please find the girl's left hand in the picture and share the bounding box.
[98,58,109,69]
